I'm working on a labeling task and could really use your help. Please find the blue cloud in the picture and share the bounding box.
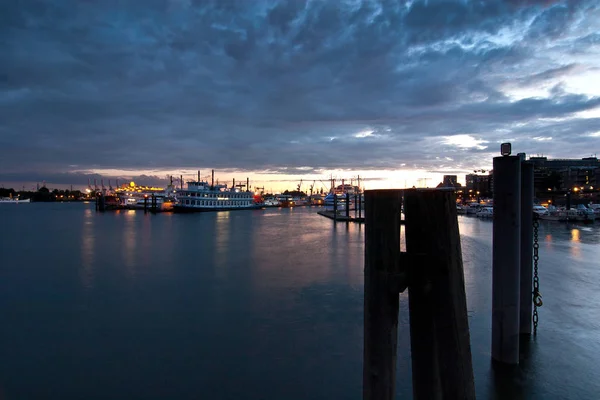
[0,0,599,183]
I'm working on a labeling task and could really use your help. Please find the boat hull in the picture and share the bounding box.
[0,198,31,203]
[173,204,264,213]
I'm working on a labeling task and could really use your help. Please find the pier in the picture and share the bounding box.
[316,210,364,223]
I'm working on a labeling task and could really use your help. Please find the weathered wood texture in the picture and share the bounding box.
[346,192,351,218]
[404,189,476,400]
[492,156,521,364]
[363,190,404,400]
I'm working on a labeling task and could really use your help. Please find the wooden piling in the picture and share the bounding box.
[359,194,362,219]
[98,194,106,212]
[333,194,338,221]
[363,190,405,400]
[404,189,475,400]
[346,192,350,218]
[492,156,522,364]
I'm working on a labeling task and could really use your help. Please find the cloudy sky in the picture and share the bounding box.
[1,0,599,191]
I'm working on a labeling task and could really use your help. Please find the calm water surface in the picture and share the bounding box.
[1,203,599,399]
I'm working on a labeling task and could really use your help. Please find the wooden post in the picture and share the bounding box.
[359,193,362,219]
[354,194,358,218]
[144,196,148,214]
[100,194,106,212]
[346,192,350,218]
[363,190,405,400]
[333,194,338,221]
[404,189,475,400]
[492,156,521,364]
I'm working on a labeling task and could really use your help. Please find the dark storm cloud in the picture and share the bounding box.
[1,0,599,184]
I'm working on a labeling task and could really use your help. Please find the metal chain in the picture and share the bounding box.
[532,216,543,335]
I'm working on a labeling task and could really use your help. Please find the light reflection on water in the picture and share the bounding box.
[80,208,95,289]
[571,228,580,242]
[122,210,137,278]
[0,204,599,400]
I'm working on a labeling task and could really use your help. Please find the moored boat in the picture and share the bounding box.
[476,206,493,218]
[263,197,281,207]
[539,206,577,222]
[293,197,309,206]
[309,194,325,206]
[174,180,261,212]
[533,205,549,218]
[575,204,596,222]
[0,197,31,203]
[276,194,295,208]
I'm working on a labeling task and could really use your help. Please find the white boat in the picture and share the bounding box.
[539,206,577,222]
[324,192,348,210]
[476,206,493,218]
[116,191,173,210]
[0,197,31,203]
[465,202,482,215]
[575,204,595,222]
[174,180,261,212]
[533,205,549,218]
[263,197,280,207]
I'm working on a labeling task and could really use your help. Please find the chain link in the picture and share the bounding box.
[532,215,542,335]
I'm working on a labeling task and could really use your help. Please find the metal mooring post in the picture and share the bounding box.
[492,153,522,364]
[520,162,534,335]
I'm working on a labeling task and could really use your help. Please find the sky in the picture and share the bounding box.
[1,0,599,192]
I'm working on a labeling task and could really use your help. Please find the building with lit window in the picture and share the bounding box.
[465,173,492,198]
[526,155,599,204]
[529,156,599,192]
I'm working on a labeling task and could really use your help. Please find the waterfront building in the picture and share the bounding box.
[465,173,492,198]
[441,175,461,188]
[529,156,599,194]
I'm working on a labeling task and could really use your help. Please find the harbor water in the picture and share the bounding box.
[1,203,599,399]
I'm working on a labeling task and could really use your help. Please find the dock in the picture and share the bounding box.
[317,210,365,223]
